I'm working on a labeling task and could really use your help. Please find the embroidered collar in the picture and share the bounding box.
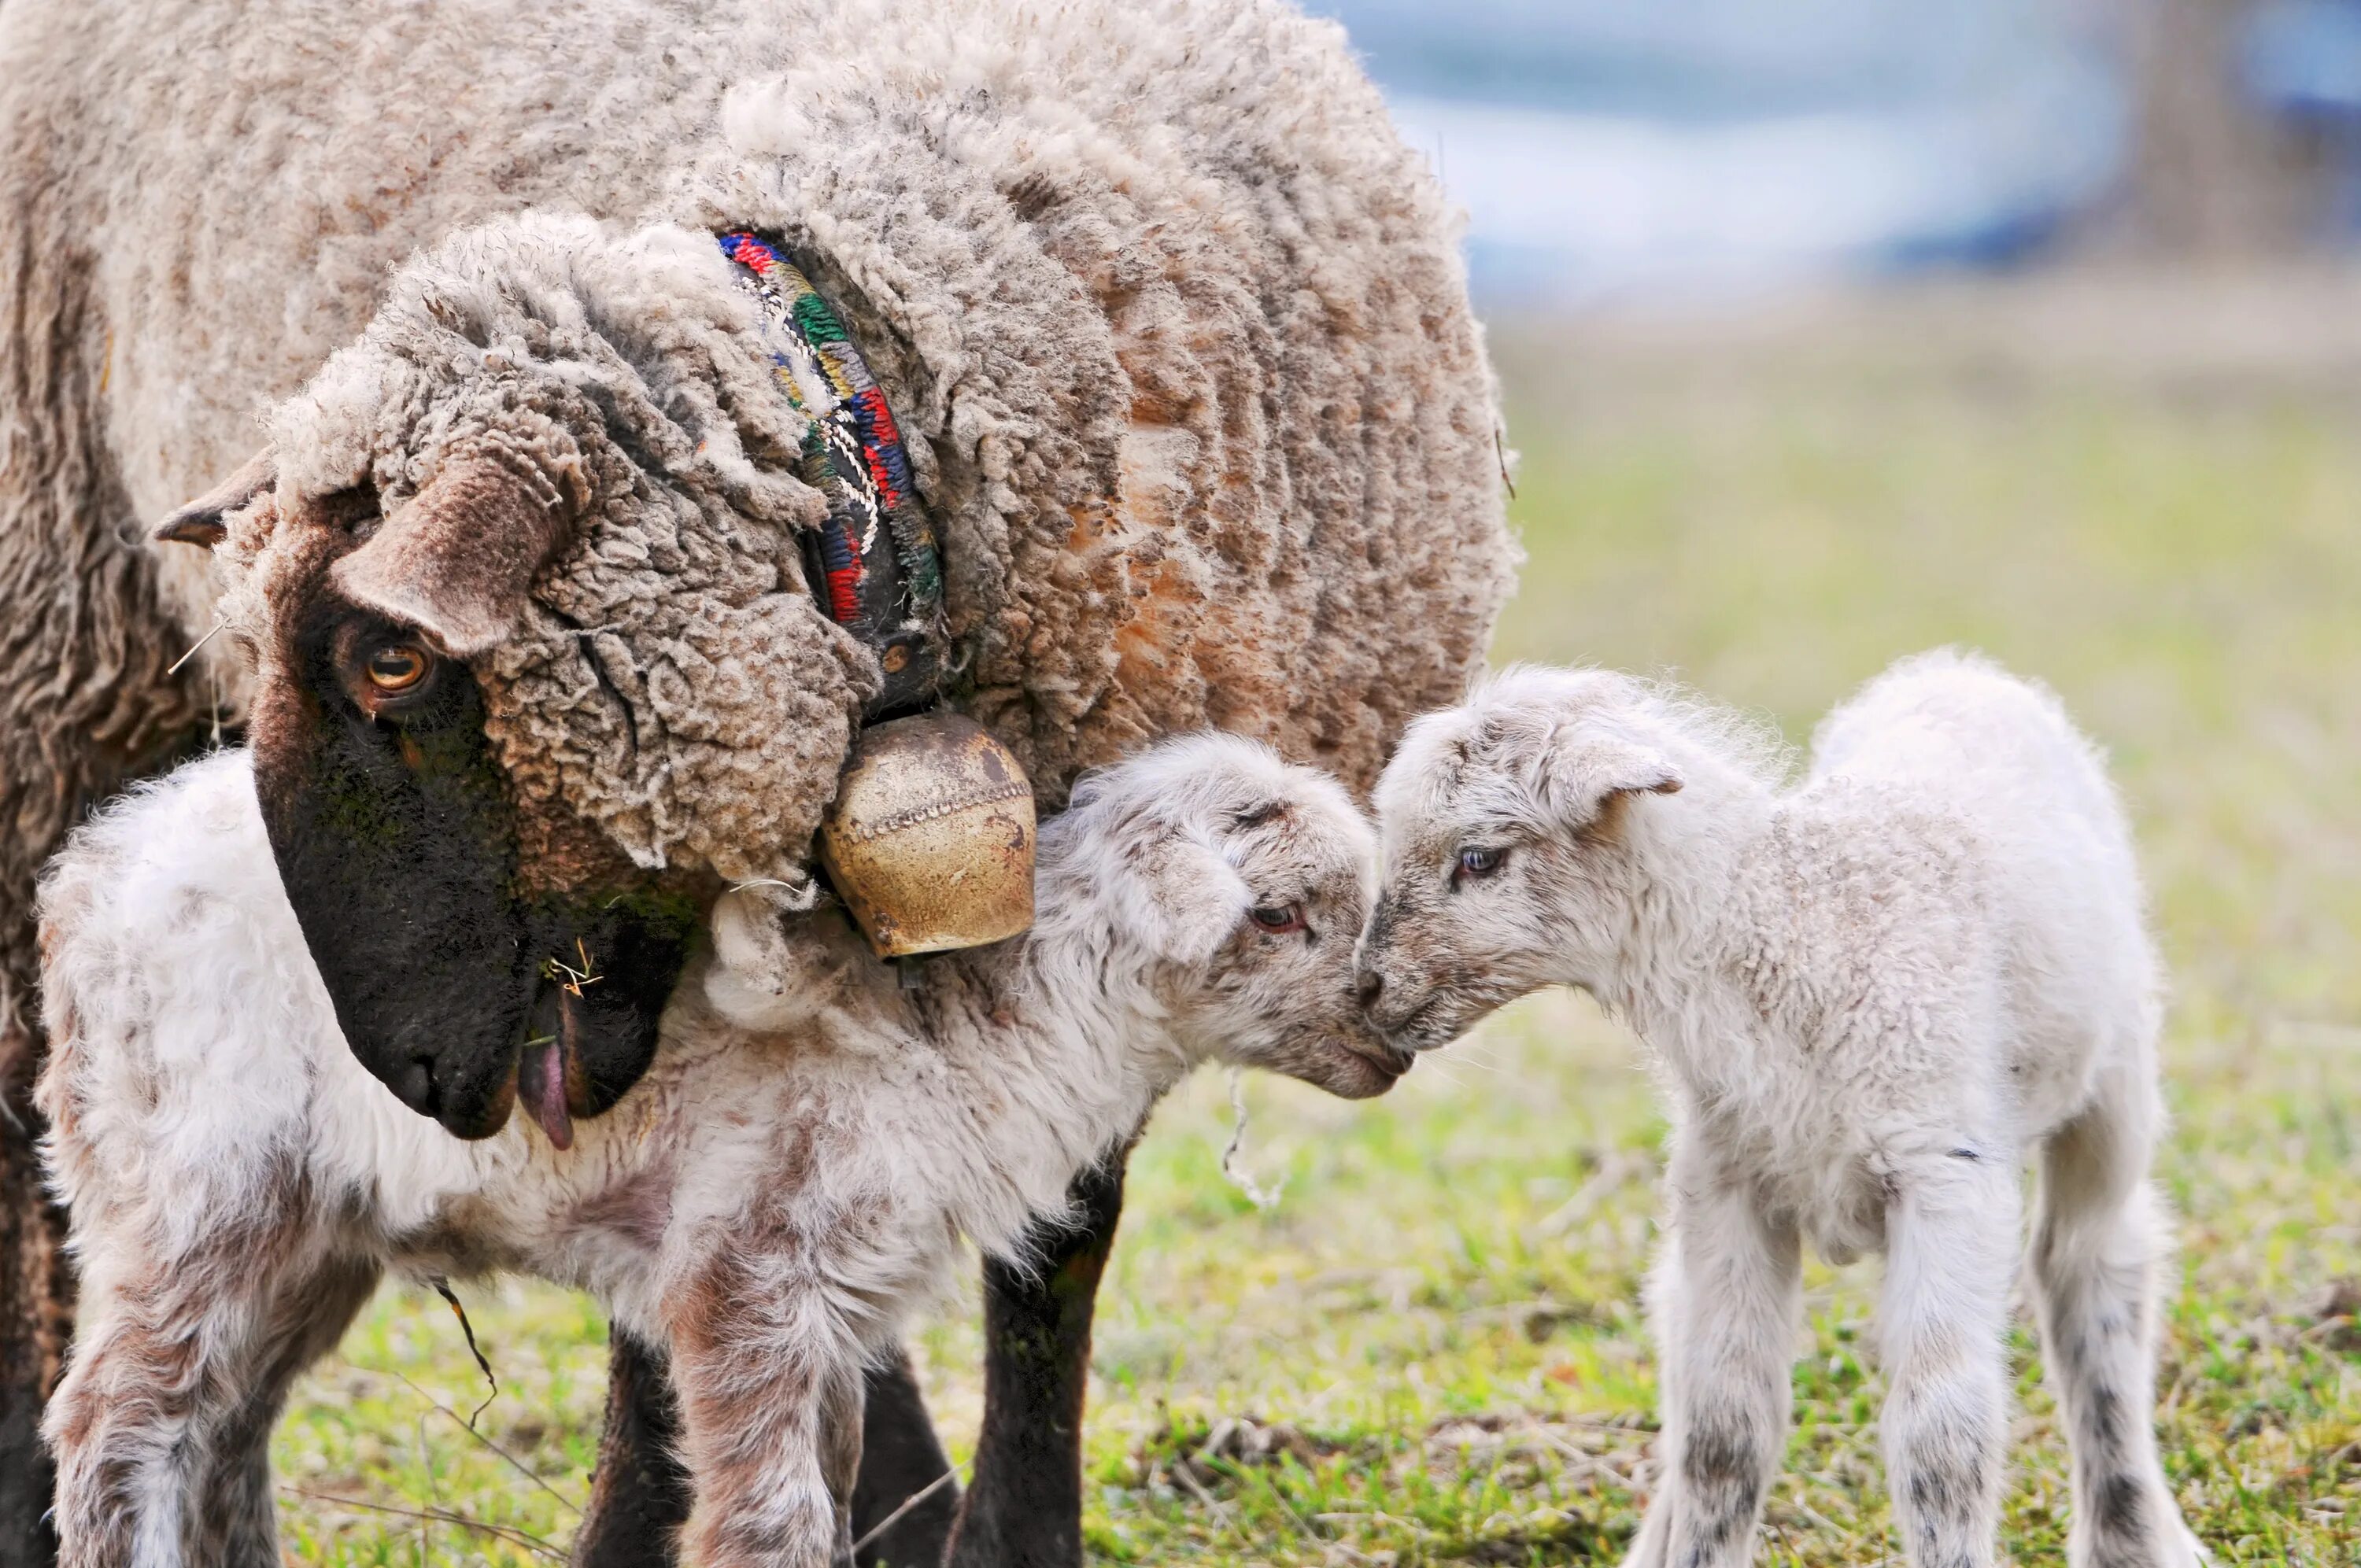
[719,231,944,717]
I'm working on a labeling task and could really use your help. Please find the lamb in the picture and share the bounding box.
[35,729,1402,1566]
[1354,650,2203,1568]
[0,0,1517,1545]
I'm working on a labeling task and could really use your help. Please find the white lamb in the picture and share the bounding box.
[1355,650,2202,1568]
[37,733,1406,1568]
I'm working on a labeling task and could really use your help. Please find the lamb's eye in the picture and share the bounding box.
[1249,904,1306,935]
[1455,846,1506,884]
[363,644,432,694]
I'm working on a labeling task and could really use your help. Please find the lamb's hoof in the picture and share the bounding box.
[1616,1505,1673,1568]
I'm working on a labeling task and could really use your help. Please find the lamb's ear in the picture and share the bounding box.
[154,451,275,548]
[1533,725,1682,833]
[330,456,571,659]
[1110,827,1254,964]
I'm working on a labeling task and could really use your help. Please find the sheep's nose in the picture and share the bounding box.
[1355,969,1384,1009]
[392,1054,437,1116]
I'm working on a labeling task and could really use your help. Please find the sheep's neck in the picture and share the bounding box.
[1596,782,1775,1075]
[915,881,1189,1149]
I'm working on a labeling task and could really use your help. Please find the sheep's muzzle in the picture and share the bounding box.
[246,588,702,1141]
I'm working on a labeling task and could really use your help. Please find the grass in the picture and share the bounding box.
[276,282,2361,1563]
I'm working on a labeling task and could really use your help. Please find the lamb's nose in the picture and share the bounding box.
[1355,970,1384,1009]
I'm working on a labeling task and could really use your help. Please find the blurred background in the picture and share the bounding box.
[286,4,2360,1562]
[1312,0,2361,304]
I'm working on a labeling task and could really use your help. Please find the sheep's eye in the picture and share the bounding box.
[362,644,432,694]
[1249,904,1306,935]
[1454,846,1506,884]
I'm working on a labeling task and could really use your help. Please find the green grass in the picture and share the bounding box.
[277,293,2361,1563]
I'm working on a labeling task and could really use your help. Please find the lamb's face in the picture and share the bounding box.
[1356,672,1682,1053]
[1052,736,1410,1100]
[151,217,872,1143]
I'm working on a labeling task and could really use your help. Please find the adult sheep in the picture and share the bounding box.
[0,0,1517,1559]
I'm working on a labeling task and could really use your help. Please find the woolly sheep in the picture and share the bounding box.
[0,0,1515,1542]
[1355,651,2203,1568]
[37,732,1406,1567]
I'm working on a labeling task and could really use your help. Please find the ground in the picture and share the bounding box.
[273,273,2361,1565]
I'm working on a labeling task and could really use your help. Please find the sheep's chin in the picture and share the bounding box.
[1295,1039,1415,1100]
[1375,985,1509,1056]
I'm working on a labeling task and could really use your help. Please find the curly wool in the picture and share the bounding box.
[231,217,879,888]
[17,0,1517,898]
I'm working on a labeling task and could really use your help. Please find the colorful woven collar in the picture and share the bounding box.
[719,231,944,717]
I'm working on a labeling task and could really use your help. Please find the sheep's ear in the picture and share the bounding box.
[330,456,571,659]
[1533,727,1681,833]
[1110,828,1253,965]
[154,451,275,548]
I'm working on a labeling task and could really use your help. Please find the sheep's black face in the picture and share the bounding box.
[251,597,700,1142]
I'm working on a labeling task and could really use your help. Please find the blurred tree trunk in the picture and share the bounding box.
[2109,0,2333,253]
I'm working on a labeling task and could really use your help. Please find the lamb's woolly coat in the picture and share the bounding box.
[0,0,1515,909]
[36,734,1396,1563]
[1359,651,2201,1568]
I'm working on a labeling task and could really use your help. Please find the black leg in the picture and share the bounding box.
[944,1146,1132,1568]
[852,1351,959,1567]
[575,1330,692,1568]
[574,1334,961,1568]
[0,1041,65,1568]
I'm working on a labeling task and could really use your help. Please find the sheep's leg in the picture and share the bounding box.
[1624,1143,1802,1568]
[578,1330,695,1568]
[0,1088,68,1568]
[2032,1068,2203,1568]
[1879,1153,2019,1568]
[851,1350,959,1567]
[946,1145,1130,1568]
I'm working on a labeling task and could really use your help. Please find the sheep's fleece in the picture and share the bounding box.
[0,0,1516,901]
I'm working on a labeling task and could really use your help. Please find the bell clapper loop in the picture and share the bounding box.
[897,955,925,991]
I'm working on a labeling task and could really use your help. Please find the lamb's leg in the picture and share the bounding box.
[1879,1153,2019,1568]
[1623,1143,1802,1568]
[46,1225,346,1568]
[945,1145,1130,1568]
[664,1246,870,1568]
[820,1360,868,1564]
[46,1288,207,1566]
[2032,1067,2203,1568]
[193,1254,381,1564]
[575,1338,955,1568]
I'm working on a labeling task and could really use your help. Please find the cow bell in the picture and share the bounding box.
[818,713,1036,958]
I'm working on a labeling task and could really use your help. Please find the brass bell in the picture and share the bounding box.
[818,713,1036,958]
